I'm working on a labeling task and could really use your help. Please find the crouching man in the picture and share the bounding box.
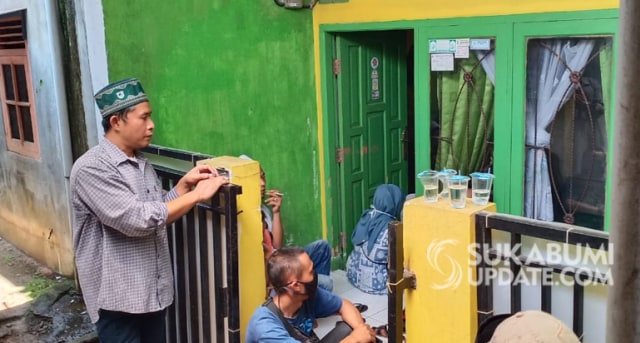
[246,247,377,343]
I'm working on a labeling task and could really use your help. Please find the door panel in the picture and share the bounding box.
[334,31,408,266]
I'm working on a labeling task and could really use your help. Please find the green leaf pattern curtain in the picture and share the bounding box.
[435,52,495,175]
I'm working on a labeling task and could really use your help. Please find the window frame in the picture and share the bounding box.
[0,12,39,159]
[417,21,512,213]
[415,13,617,231]
[511,19,618,231]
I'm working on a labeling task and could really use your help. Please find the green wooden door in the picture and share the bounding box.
[333,31,408,267]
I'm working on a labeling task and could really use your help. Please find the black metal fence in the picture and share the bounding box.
[475,211,610,338]
[145,145,242,343]
[388,221,414,343]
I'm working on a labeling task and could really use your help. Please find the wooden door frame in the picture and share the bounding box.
[319,24,414,266]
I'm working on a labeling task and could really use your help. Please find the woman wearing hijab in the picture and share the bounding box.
[346,184,405,295]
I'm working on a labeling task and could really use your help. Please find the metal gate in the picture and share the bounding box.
[475,212,610,339]
[146,145,242,343]
[386,211,610,341]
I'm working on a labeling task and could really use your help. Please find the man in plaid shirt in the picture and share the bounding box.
[70,78,228,343]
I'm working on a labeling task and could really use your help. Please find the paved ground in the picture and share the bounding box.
[0,237,97,343]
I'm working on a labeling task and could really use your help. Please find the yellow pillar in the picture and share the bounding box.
[403,197,496,343]
[198,156,264,342]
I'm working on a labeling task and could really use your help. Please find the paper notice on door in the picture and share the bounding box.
[455,38,470,58]
[430,53,454,71]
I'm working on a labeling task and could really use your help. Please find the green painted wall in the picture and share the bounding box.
[102,0,323,245]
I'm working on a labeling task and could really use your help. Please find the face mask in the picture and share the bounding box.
[290,270,318,299]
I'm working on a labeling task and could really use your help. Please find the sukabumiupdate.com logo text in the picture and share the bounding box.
[426,240,613,290]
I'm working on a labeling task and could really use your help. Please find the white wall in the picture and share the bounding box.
[0,0,74,274]
[74,0,108,141]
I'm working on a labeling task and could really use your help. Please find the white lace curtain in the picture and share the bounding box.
[524,39,595,221]
[476,50,495,85]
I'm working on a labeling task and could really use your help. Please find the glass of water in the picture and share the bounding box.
[470,172,494,205]
[447,175,470,209]
[437,169,457,199]
[417,170,440,203]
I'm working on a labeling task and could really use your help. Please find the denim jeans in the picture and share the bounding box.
[304,240,333,292]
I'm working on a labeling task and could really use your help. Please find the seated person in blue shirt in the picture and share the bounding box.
[246,247,377,343]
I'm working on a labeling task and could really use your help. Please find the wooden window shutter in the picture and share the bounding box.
[0,10,26,50]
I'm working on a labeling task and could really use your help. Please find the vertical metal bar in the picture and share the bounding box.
[387,221,404,343]
[163,176,178,343]
[166,225,177,343]
[174,216,188,342]
[510,234,522,313]
[166,303,177,343]
[541,283,552,313]
[198,207,212,343]
[225,185,242,343]
[475,212,492,326]
[211,192,226,343]
[160,177,171,191]
[185,209,199,342]
[573,281,584,338]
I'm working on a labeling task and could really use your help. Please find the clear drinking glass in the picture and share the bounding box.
[438,169,457,199]
[470,172,494,205]
[417,170,440,203]
[447,175,470,209]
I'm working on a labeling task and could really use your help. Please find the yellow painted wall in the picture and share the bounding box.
[403,197,496,343]
[313,0,618,23]
[198,156,265,342]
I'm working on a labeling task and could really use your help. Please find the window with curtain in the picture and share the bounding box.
[524,37,612,230]
[430,39,495,177]
[0,10,39,159]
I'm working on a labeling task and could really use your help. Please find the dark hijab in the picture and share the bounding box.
[350,184,405,254]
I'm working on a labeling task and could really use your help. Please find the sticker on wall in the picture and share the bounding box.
[370,57,379,69]
[455,38,470,58]
[430,53,454,71]
[470,39,491,50]
[429,39,457,53]
[370,56,380,99]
